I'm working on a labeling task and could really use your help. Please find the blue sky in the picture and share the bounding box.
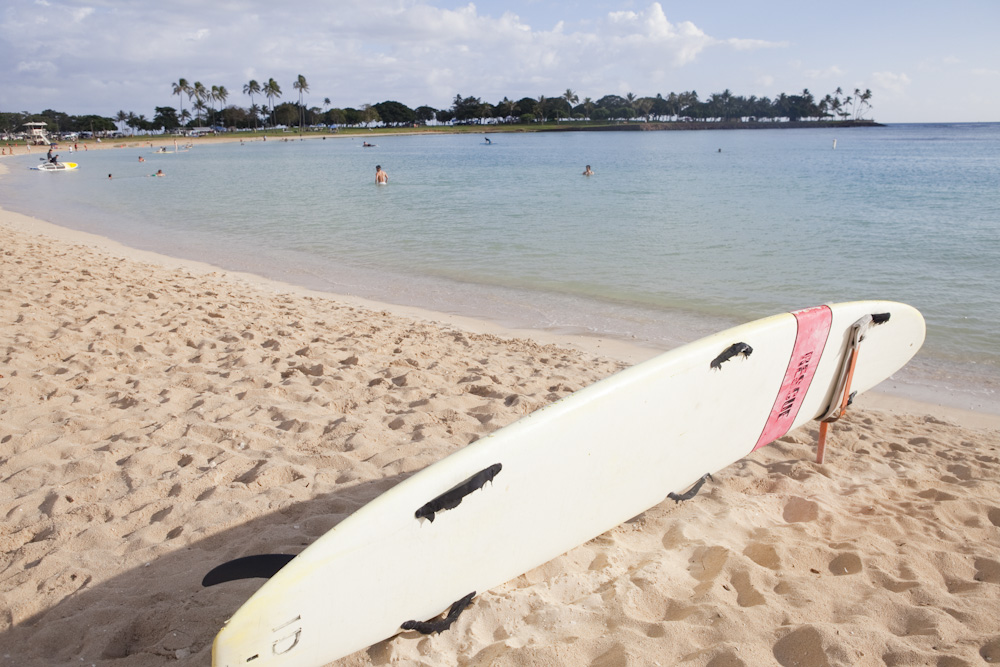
[2,0,997,122]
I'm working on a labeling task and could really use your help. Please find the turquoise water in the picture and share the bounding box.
[3,124,999,408]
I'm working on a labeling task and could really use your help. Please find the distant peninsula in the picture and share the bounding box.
[3,85,878,139]
[538,119,885,132]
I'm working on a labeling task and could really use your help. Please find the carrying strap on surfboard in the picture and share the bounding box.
[815,313,890,463]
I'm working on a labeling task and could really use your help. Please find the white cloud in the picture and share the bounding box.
[16,60,57,75]
[871,71,911,96]
[70,7,94,22]
[728,38,788,51]
[0,1,788,114]
[184,28,211,42]
[804,65,845,80]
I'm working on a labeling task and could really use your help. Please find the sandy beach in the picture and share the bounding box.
[2,161,1000,666]
[5,131,363,157]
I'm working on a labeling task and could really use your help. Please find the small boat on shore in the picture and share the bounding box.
[31,162,79,171]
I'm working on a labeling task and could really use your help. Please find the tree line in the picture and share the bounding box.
[3,78,873,135]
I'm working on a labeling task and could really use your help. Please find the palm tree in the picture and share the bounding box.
[216,85,229,127]
[186,82,200,124]
[665,92,679,119]
[635,97,654,122]
[264,78,282,127]
[172,78,190,122]
[499,96,516,121]
[775,92,790,120]
[853,88,873,120]
[719,88,734,120]
[563,88,579,107]
[244,80,262,129]
[191,82,207,124]
[115,110,129,134]
[820,94,834,120]
[192,99,207,125]
[293,74,309,132]
[126,111,138,135]
[679,91,698,119]
[209,85,221,126]
[582,97,594,119]
[535,95,547,122]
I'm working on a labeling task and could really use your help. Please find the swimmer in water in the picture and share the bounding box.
[375,165,388,184]
[583,165,594,176]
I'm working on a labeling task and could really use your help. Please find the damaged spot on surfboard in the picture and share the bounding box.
[415,464,502,522]
[710,342,753,370]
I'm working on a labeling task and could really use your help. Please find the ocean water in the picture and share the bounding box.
[3,124,999,410]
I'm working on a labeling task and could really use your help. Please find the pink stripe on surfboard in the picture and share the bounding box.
[752,305,833,451]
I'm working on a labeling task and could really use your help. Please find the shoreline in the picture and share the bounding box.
[0,118,884,157]
[4,147,999,421]
[1,154,997,425]
[3,159,1000,665]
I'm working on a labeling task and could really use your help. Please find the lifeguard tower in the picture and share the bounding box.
[22,122,51,145]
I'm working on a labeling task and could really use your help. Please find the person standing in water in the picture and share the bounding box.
[375,165,388,184]
[582,165,594,176]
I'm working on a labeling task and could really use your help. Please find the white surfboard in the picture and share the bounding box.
[207,301,924,666]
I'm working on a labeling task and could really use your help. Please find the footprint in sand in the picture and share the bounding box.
[773,625,832,667]
[828,552,863,576]
[729,569,766,606]
[743,541,781,570]
[988,506,1000,527]
[783,496,819,523]
[688,545,730,595]
[706,650,746,667]
[974,557,1000,583]
[981,636,1000,662]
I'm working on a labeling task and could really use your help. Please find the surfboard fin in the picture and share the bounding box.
[401,591,476,634]
[667,473,713,503]
[415,464,502,522]
[710,342,753,370]
[202,554,296,587]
